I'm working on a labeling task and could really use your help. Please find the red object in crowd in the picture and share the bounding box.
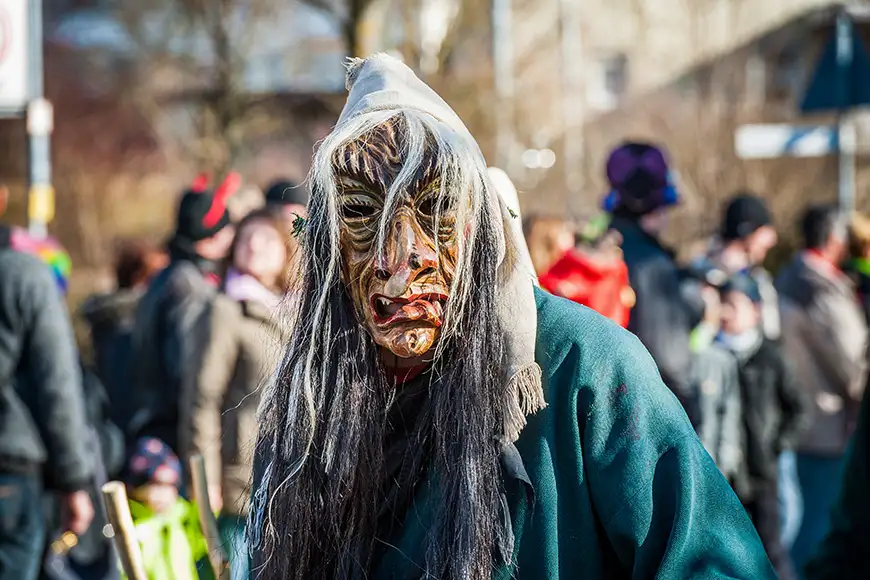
[538,247,636,328]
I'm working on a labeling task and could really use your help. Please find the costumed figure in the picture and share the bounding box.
[248,54,774,579]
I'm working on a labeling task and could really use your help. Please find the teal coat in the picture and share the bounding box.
[374,289,774,579]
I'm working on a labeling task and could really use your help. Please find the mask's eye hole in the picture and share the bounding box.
[342,204,376,219]
[419,195,453,218]
[418,197,436,217]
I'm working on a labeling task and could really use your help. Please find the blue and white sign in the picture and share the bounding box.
[735,124,839,160]
[0,0,29,111]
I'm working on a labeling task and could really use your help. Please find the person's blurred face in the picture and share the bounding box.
[828,232,849,265]
[552,224,575,258]
[195,225,235,261]
[233,218,287,289]
[719,290,760,335]
[639,208,669,236]
[130,483,178,515]
[745,225,778,265]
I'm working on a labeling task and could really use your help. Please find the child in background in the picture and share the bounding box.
[716,274,812,580]
[123,437,213,580]
[682,261,744,486]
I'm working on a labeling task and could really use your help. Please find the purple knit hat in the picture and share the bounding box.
[602,142,679,216]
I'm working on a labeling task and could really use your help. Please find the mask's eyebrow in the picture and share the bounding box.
[336,174,378,192]
[335,156,383,195]
[411,149,442,199]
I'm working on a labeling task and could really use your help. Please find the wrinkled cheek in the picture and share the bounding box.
[343,256,374,313]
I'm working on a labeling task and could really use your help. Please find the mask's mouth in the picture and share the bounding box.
[370,293,448,327]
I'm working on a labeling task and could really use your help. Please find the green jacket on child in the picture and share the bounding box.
[124,498,214,580]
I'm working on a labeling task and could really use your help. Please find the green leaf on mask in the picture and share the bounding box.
[508,207,518,219]
[292,215,307,239]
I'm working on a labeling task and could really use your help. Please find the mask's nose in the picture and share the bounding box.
[376,211,438,297]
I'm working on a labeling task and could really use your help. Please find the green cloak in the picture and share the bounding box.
[374,289,774,579]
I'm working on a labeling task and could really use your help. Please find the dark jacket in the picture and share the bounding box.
[0,228,92,491]
[80,289,144,438]
[369,290,774,579]
[805,387,870,580]
[129,259,217,453]
[726,338,812,492]
[776,253,868,456]
[42,365,122,580]
[610,216,698,425]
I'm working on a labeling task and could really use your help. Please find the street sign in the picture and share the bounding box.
[735,124,838,160]
[0,0,29,112]
[800,13,870,113]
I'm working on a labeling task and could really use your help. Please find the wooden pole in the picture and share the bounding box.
[189,454,229,579]
[101,482,147,580]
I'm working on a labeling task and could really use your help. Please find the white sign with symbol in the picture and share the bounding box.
[0,0,29,111]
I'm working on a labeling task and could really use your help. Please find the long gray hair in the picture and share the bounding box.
[248,108,514,579]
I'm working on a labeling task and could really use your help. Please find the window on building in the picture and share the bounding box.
[587,53,629,111]
[744,53,767,106]
[768,42,806,101]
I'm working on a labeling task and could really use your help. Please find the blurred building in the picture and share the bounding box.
[493,0,870,226]
[577,2,870,245]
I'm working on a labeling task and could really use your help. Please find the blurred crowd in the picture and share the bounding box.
[0,176,305,580]
[1,140,870,580]
[529,142,870,580]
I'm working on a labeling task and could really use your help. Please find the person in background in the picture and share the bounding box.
[682,261,744,487]
[776,205,868,577]
[522,215,575,276]
[803,212,870,579]
[13,238,125,580]
[182,209,294,580]
[716,274,811,580]
[0,223,94,579]
[264,178,308,224]
[804,373,870,579]
[130,175,237,454]
[703,192,802,551]
[123,438,211,580]
[708,193,780,339]
[81,239,168,440]
[604,141,699,426]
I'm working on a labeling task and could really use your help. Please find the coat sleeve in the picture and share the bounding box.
[805,390,870,580]
[162,266,215,391]
[807,293,868,404]
[629,256,698,426]
[183,297,239,490]
[775,350,813,452]
[580,331,775,579]
[21,265,93,492]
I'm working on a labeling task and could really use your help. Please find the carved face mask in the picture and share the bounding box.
[335,118,458,360]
